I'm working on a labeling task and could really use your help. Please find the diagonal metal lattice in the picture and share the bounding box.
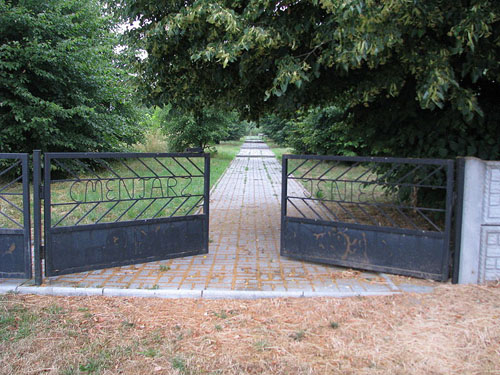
[47,155,207,227]
[286,156,451,232]
[0,160,25,229]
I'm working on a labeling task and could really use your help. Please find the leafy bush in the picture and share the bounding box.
[260,107,366,156]
[221,119,246,141]
[259,115,291,146]
[288,106,366,156]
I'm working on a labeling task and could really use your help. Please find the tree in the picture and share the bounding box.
[288,106,366,156]
[162,107,238,151]
[221,120,246,141]
[111,0,499,160]
[0,0,142,154]
[259,114,291,146]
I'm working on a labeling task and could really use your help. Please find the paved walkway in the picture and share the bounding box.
[236,141,275,157]
[0,139,433,298]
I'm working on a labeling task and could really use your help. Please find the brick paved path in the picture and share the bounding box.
[33,140,426,294]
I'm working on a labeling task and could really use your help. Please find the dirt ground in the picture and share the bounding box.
[1,284,499,375]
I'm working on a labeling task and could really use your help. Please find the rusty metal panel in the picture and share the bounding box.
[46,216,207,276]
[283,218,446,280]
[0,154,31,279]
[0,230,28,278]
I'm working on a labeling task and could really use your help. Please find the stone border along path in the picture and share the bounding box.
[0,139,434,299]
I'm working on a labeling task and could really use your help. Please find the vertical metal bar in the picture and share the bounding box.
[21,155,32,279]
[203,153,210,253]
[33,151,42,285]
[280,155,288,255]
[43,154,52,276]
[452,157,465,284]
[441,159,455,281]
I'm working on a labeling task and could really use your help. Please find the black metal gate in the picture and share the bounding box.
[42,152,210,276]
[0,154,31,278]
[281,155,454,281]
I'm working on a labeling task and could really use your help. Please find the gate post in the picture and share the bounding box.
[280,155,288,254]
[204,153,210,252]
[33,150,43,285]
[452,158,465,284]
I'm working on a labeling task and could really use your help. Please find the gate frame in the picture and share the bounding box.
[281,154,455,281]
[37,151,210,278]
[0,153,32,279]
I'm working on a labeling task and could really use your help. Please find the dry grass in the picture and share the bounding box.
[1,284,499,374]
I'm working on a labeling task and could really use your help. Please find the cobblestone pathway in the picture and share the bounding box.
[11,139,431,294]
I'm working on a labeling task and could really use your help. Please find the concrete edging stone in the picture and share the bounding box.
[0,285,419,299]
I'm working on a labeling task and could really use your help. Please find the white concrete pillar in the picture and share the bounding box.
[458,157,486,284]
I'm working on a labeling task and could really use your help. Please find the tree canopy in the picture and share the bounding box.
[158,105,241,151]
[113,0,500,159]
[0,0,142,153]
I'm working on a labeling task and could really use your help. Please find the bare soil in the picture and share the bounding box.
[1,284,499,375]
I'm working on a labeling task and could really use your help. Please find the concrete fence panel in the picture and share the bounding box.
[458,157,500,283]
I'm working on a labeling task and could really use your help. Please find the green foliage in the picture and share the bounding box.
[111,0,500,160]
[330,321,340,329]
[136,105,172,131]
[289,106,366,156]
[171,356,187,372]
[290,329,306,341]
[261,107,365,156]
[162,107,239,151]
[0,0,142,153]
[138,104,247,146]
[259,114,291,146]
[159,265,170,272]
[221,120,246,141]
[244,120,258,136]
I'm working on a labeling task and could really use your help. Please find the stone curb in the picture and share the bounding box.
[0,285,424,299]
[379,273,400,291]
[102,288,202,298]
[0,284,19,294]
[202,289,304,299]
[302,290,397,298]
[396,285,434,293]
[15,286,104,296]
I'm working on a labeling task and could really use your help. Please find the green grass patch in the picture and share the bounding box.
[159,265,170,272]
[209,140,243,188]
[266,141,293,163]
[0,296,39,342]
[171,356,188,373]
[290,329,306,341]
[253,339,270,352]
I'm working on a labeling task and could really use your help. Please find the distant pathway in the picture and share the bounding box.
[35,139,422,294]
